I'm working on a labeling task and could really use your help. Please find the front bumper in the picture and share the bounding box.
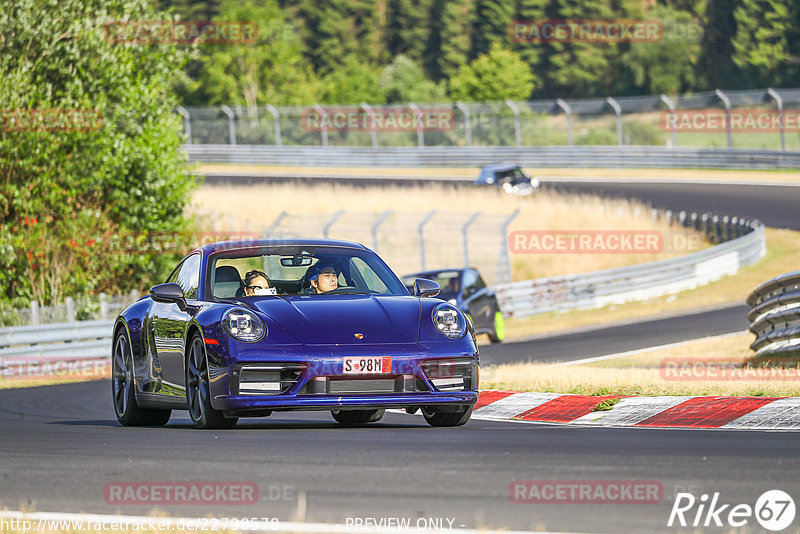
[213,391,477,414]
[205,340,479,415]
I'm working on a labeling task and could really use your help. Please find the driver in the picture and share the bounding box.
[307,262,340,294]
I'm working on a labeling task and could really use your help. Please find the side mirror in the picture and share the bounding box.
[150,283,187,310]
[414,278,440,298]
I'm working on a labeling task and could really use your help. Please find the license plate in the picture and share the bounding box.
[342,356,391,375]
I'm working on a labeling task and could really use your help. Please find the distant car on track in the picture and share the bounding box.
[112,238,478,429]
[402,268,504,344]
[476,164,539,195]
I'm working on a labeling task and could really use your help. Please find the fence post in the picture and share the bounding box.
[418,210,437,270]
[371,210,392,252]
[266,104,282,147]
[312,104,329,147]
[99,293,108,321]
[660,95,677,148]
[220,105,237,145]
[715,89,733,148]
[30,300,40,326]
[130,289,139,303]
[767,88,785,152]
[505,99,522,146]
[65,297,76,323]
[606,97,623,146]
[360,102,378,148]
[556,99,573,146]
[176,106,192,144]
[455,102,471,146]
[495,209,520,284]
[462,212,481,267]
[408,103,425,147]
[323,210,344,238]
[264,211,288,237]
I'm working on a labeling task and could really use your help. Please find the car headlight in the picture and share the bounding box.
[222,308,266,343]
[432,303,466,339]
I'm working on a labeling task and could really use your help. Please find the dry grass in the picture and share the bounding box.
[482,333,800,397]
[195,163,800,184]
[191,182,705,281]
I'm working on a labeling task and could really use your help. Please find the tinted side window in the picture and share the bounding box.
[175,254,201,299]
[463,269,485,294]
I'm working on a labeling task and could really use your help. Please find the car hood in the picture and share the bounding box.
[250,295,420,345]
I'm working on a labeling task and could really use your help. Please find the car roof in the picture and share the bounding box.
[197,237,369,255]
[480,164,521,173]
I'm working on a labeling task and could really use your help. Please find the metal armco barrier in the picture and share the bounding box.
[185,145,800,170]
[747,271,800,359]
[0,320,113,378]
[495,212,766,317]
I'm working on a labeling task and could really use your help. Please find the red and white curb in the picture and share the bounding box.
[472,391,800,430]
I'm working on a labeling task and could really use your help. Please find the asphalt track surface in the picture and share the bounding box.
[2,380,799,534]
[543,181,800,231]
[2,177,796,533]
[478,303,749,366]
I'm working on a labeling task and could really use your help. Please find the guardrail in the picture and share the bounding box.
[185,145,800,170]
[495,212,766,317]
[0,320,113,379]
[747,271,800,359]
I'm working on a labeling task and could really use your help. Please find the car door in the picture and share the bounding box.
[151,253,201,398]
[461,269,492,332]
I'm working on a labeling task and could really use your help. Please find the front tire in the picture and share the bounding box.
[186,333,237,429]
[488,310,505,343]
[331,409,385,424]
[422,405,473,427]
[112,329,171,427]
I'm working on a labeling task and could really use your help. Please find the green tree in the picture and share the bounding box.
[199,0,317,107]
[297,0,385,75]
[449,43,538,101]
[472,0,516,57]
[695,0,740,89]
[532,0,629,97]
[319,56,387,104]
[380,55,447,103]
[386,0,435,68]
[436,0,477,80]
[623,6,701,94]
[0,0,195,305]
[732,0,793,86]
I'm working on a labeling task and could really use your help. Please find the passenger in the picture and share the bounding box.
[243,270,276,296]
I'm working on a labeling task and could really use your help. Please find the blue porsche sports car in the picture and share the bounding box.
[112,238,479,429]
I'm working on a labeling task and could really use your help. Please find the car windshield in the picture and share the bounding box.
[209,246,408,299]
[403,270,461,299]
[497,167,528,184]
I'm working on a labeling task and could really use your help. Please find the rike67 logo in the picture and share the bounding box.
[668,490,795,531]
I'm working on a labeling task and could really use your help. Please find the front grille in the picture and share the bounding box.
[302,375,421,395]
[329,379,396,394]
[233,363,304,395]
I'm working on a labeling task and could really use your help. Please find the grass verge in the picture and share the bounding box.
[482,332,800,397]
